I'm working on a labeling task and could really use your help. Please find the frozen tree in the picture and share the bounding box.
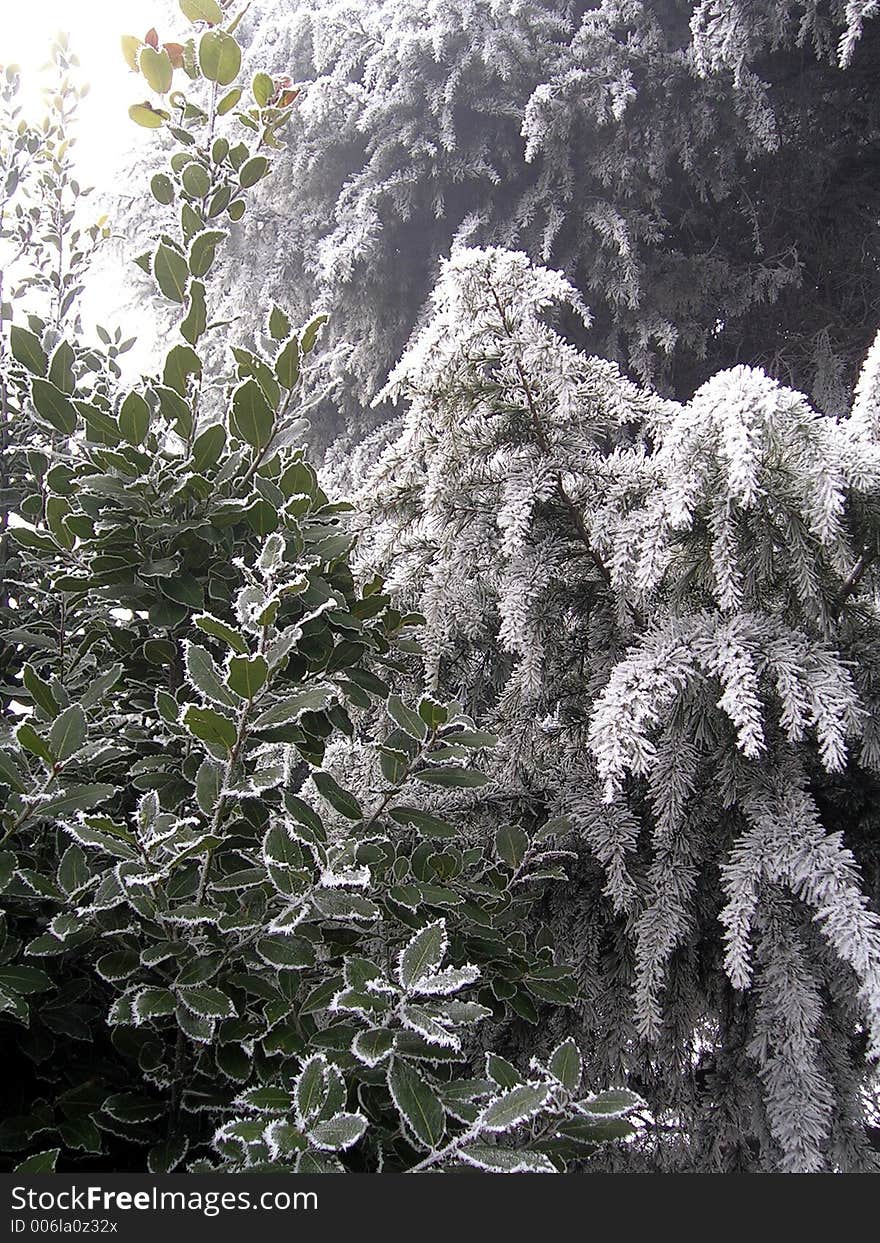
[344,246,880,1171]
[203,0,880,445]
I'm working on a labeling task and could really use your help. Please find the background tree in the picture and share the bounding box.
[0,4,635,1175]
[193,0,880,448]
[350,245,880,1172]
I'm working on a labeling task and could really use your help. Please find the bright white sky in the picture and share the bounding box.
[2,3,177,368]
[3,1,170,188]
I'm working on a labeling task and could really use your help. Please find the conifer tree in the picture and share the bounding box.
[350,245,880,1172]
[0,6,635,1177]
[209,0,879,445]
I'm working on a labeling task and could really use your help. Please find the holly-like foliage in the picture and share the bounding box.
[0,4,638,1174]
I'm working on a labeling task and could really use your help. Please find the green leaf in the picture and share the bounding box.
[312,771,363,820]
[191,423,226,472]
[295,1056,328,1127]
[217,87,241,115]
[161,575,204,610]
[133,988,176,1021]
[129,102,168,129]
[478,1084,550,1133]
[96,951,140,982]
[398,919,446,990]
[181,279,207,345]
[309,1113,367,1153]
[139,46,173,94]
[239,155,269,188]
[388,693,427,741]
[301,314,329,354]
[147,1136,188,1174]
[164,344,202,398]
[0,964,53,994]
[199,29,241,85]
[245,498,278,536]
[181,705,237,755]
[557,1116,636,1144]
[256,936,315,969]
[458,1146,554,1173]
[23,663,59,718]
[388,806,458,839]
[178,985,236,1019]
[121,35,143,72]
[58,1117,103,1154]
[31,377,76,434]
[154,384,193,436]
[119,391,151,445]
[231,378,274,450]
[310,890,379,921]
[495,824,528,870]
[150,173,174,205]
[579,1088,644,1117]
[445,729,498,748]
[48,704,86,762]
[548,1039,582,1093]
[48,339,75,392]
[268,305,291,340]
[253,686,336,729]
[103,1093,166,1124]
[182,163,211,199]
[0,751,26,794]
[195,757,223,815]
[189,229,226,278]
[154,243,189,304]
[38,785,117,819]
[387,1059,445,1149]
[185,642,240,708]
[414,767,489,789]
[252,71,274,106]
[180,0,223,23]
[15,722,54,765]
[275,335,300,390]
[14,1149,60,1173]
[194,612,249,654]
[57,844,89,896]
[226,654,268,699]
[352,1028,395,1067]
[79,402,122,446]
[10,325,47,375]
[238,1086,291,1113]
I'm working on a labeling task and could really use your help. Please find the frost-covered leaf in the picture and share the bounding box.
[14,1149,60,1173]
[181,704,237,755]
[311,889,379,921]
[413,964,480,996]
[236,1086,291,1114]
[133,988,176,1023]
[400,1003,460,1049]
[414,767,489,789]
[548,1039,582,1093]
[458,1145,555,1173]
[309,1112,367,1152]
[184,641,240,708]
[352,1027,395,1067]
[398,919,447,990]
[294,1055,329,1127]
[579,1088,644,1117]
[253,685,335,728]
[312,770,363,820]
[49,704,86,761]
[387,1058,445,1149]
[478,1084,550,1133]
[178,986,236,1019]
[387,693,427,740]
